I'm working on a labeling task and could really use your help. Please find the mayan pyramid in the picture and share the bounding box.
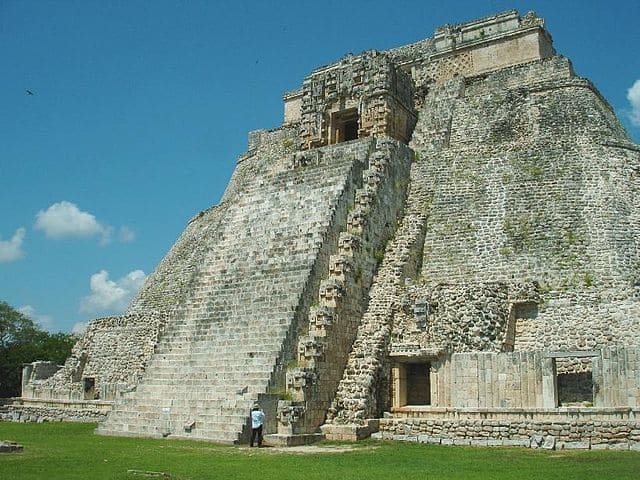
[18,10,640,449]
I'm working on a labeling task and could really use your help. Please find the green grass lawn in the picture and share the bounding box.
[1,422,639,480]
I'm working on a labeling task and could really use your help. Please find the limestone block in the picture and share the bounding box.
[542,435,556,450]
[562,441,590,450]
[338,233,361,257]
[0,441,24,453]
[530,434,544,448]
[608,442,630,450]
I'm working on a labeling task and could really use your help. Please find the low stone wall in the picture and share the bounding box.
[23,312,169,402]
[377,408,640,450]
[1,402,110,423]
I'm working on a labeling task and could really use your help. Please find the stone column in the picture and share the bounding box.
[391,363,407,408]
[21,363,34,397]
[541,357,557,408]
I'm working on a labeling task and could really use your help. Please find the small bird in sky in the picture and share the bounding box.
[26,89,34,95]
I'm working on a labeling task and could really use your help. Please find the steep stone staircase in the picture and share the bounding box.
[97,140,374,442]
[322,160,431,436]
[272,138,413,442]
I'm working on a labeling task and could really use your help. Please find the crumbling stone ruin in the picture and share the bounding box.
[0,441,23,454]
[15,10,640,450]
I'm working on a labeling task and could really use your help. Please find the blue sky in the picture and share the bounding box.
[1,0,639,333]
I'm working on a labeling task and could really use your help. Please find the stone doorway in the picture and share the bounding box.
[330,108,359,144]
[83,377,96,400]
[407,363,431,405]
[392,362,431,407]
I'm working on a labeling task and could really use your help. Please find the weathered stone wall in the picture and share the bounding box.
[1,404,108,423]
[426,352,554,409]
[391,282,538,356]
[376,412,640,450]
[23,313,168,402]
[413,56,640,358]
[22,361,61,389]
[388,346,640,410]
[375,347,640,448]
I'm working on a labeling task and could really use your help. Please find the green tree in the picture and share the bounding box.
[0,301,76,398]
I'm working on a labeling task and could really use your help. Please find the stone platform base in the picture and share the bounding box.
[264,433,324,446]
[320,419,379,441]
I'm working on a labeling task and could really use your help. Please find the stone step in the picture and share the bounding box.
[138,364,276,375]
[98,423,243,443]
[105,415,248,432]
[108,402,251,415]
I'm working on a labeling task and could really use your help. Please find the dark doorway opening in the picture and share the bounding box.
[83,377,96,400]
[556,358,593,407]
[343,119,358,141]
[330,109,359,144]
[557,357,594,406]
[406,363,431,405]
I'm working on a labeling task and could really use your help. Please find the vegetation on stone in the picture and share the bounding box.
[0,302,75,397]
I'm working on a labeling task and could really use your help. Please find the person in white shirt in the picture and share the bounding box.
[250,403,265,447]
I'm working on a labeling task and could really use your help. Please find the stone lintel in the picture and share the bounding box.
[389,349,443,360]
[543,350,600,358]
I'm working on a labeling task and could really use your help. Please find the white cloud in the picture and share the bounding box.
[628,79,640,127]
[35,201,111,243]
[79,269,147,315]
[118,226,136,243]
[34,201,136,245]
[0,227,26,263]
[18,304,54,331]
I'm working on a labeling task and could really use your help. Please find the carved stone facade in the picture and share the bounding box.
[296,51,416,149]
[16,10,640,450]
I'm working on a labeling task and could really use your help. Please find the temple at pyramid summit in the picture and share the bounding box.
[10,10,640,449]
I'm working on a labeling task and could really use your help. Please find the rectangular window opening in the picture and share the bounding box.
[556,357,593,406]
